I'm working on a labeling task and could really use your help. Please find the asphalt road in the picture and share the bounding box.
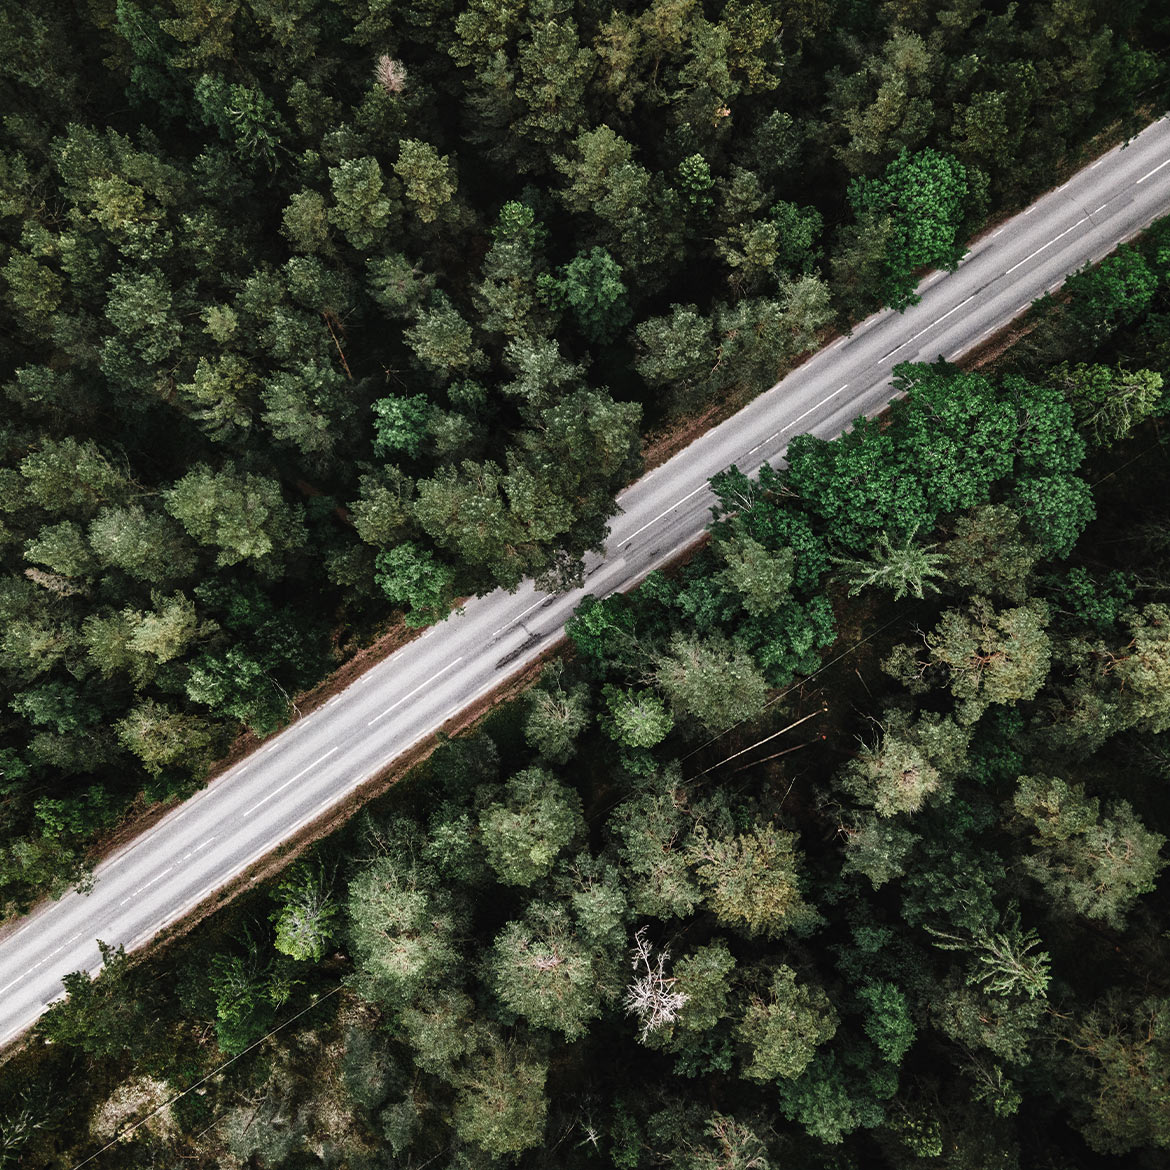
[2,116,1169,1048]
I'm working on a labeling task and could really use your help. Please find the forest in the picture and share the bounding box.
[2,0,1169,912]
[3,0,1170,1167]
[4,203,1170,1167]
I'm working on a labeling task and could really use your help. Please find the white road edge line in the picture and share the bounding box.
[1089,155,1108,170]
[242,747,340,815]
[367,660,466,727]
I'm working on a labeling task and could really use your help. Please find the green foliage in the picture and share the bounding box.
[479,766,585,887]
[838,709,970,817]
[394,139,457,224]
[927,908,1051,1001]
[405,292,486,381]
[945,504,1041,604]
[550,247,632,346]
[270,863,337,963]
[374,542,456,627]
[787,363,1081,551]
[886,596,1052,724]
[633,304,715,411]
[1053,361,1164,445]
[1012,774,1166,927]
[848,148,971,310]
[452,1032,548,1157]
[858,980,915,1064]
[35,942,147,1059]
[738,966,838,1081]
[524,665,591,764]
[193,75,286,167]
[655,632,768,733]
[601,684,675,749]
[164,465,305,570]
[1064,245,1159,338]
[835,529,947,600]
[1047,565,1133,630]
[1064,992,1170,1154]
[6,5,1170,1166]
[613,768,701,920]
[689,823,820,938]
[207,929,291,1055]
[774,1051,880,1144]
[486,902,603,1040]
[649,939,737,1055]
[346,836,465,1011]
[716,533,794,616]
[676,154,714,214]
[328,156,396,251]
[1013,473,1096,557]
[372,394,432,459]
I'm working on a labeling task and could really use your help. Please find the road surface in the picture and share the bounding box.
[2,116,1169,1048]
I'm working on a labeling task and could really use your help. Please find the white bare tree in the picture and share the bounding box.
[374,55,408,94]
[623,927,688,1042]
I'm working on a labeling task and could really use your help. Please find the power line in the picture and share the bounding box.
[67,986,343,1170]
[679,614,906,767]
[688,706,826,781]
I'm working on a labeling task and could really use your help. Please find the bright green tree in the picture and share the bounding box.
[524,666,591,764]
[374,542,457,626]
[738,966,838,1081]
[688,823,820,938]
[633,304,715,411]
[550,247,631,345]
[328,156,396,252]
[394,139,457,224]
[486,902,603,1040]
[655,632,768,733]
[1012,774,1165,927]
[848,148,971,310]
[834,529,947,600]
[601,684,675,749]
[346,846,465,1011]
[271,864,337,963]
[164,465,305,569]
[479,766,585,887]
[35,942,149,1060]
[885,597,1052,724]
[452,1030,548,1157]
[838,709,969,817]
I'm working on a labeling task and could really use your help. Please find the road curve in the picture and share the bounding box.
[2,116,1169,1048]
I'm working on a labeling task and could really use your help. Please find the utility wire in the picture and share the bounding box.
[688,707,826,781]
[679,614,906,766]
[67,985,343,1170]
